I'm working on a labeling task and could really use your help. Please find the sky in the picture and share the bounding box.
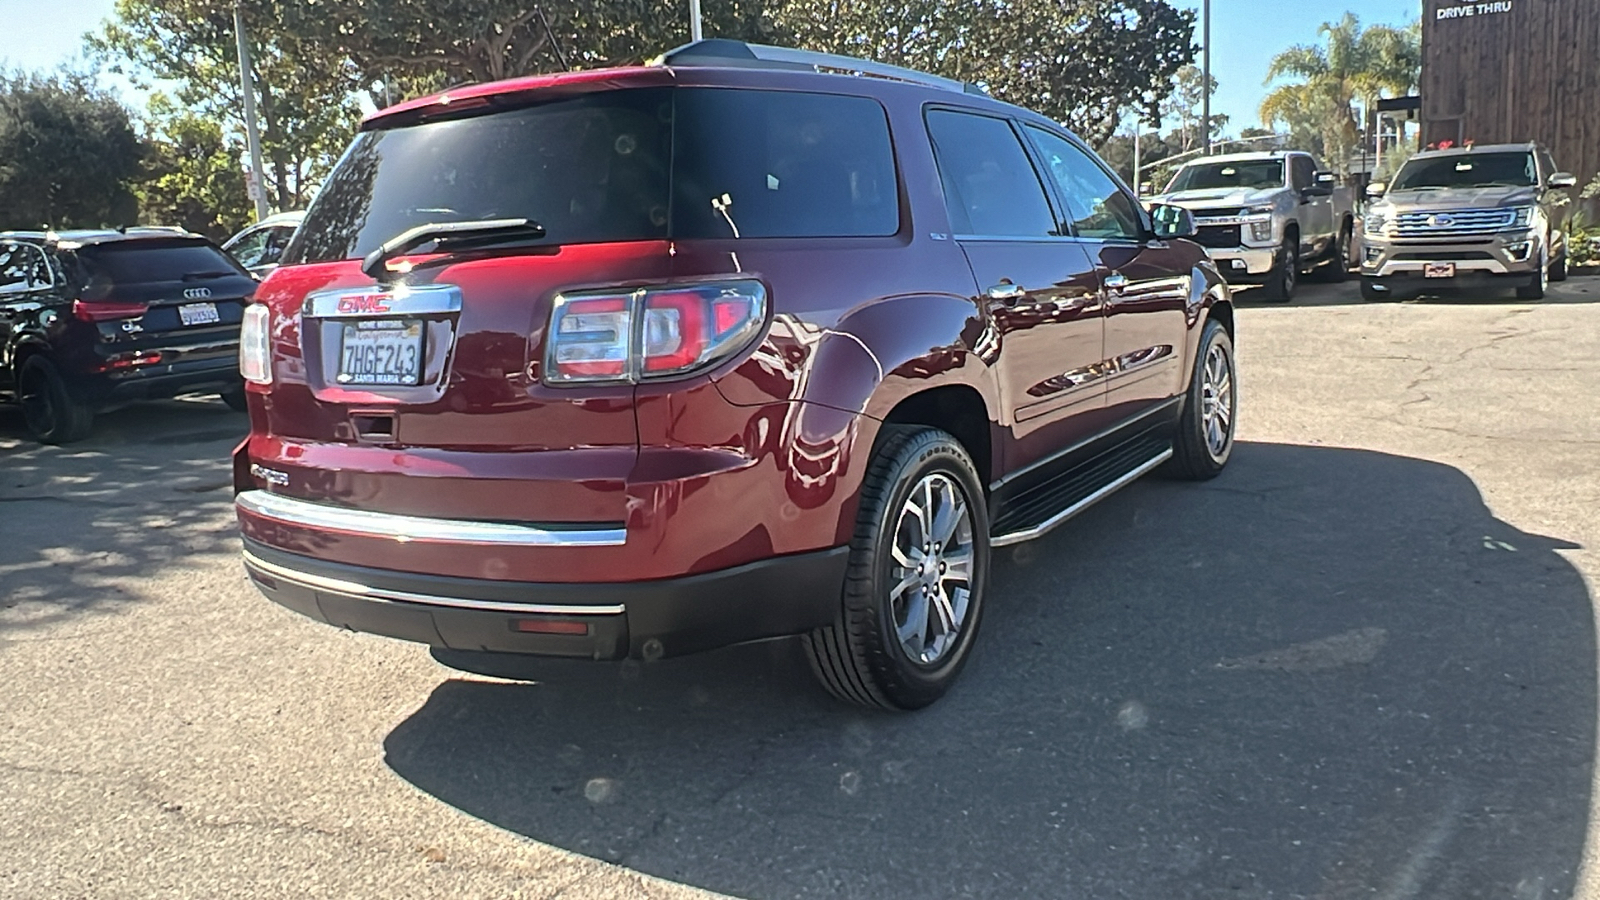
[2,0,1424,132]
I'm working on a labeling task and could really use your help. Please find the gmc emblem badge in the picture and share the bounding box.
[183,287,213,300]
[336,294,392,314]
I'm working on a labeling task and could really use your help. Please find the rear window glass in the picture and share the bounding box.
[287,87,899,264]
[76,241,241,285]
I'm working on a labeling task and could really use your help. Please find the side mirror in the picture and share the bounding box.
[1149,204,1197,240]
[1549,172,1578,189]
[1366,182,1388,199]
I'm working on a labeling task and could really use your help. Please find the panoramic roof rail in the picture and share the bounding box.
[652,39,988,96]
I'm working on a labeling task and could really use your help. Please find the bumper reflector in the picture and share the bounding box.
[515,619,591,636]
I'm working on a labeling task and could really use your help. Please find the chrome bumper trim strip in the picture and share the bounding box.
[235,490,627,548]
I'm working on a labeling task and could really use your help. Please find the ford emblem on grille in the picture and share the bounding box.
[1430,214,1455,228]
[183,287,213,300]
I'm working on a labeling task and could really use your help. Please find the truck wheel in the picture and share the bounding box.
[1319,222,1352,282]
[804,425,990,710]
[1260,238,1297,302]
[18,356,94,444]
[1517,249,1548,300]
[1163,318,1236,481]
[1550,248,1569,283]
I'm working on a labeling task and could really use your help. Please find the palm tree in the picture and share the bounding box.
[1259,14,1420,172]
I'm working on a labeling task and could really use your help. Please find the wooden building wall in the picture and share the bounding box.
[1422,0,1600,184]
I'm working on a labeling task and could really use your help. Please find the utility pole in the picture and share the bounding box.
[234,1,270,220]
[1201,0,1212,156]
[689,0,703,41]
[1132,121,1143,197]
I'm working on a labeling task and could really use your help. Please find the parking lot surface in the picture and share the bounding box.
[4,277,1600,899]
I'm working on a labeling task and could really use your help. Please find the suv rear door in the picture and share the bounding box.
[925,108,1105,475]
[0,240,59,392]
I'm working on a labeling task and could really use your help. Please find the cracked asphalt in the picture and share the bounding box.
[3,276,1600,899]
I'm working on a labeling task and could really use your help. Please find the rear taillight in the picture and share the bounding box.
[545,280,767,384]
[239,304,273,385]
[72,299,149,323]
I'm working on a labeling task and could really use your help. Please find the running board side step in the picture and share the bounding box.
[990,440,1173,547]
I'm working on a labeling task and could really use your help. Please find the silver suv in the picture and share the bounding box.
[1361,143,1577,301]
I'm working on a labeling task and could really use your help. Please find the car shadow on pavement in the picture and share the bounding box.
[385,442,1594,900]
[0,398,246,633]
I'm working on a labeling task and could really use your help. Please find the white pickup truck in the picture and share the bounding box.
[1149,150,1356,302]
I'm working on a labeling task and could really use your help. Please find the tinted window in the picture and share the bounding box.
[1024,126,1142,240]
[1168,160,1285,192]
[1291,156,1318,191]
[1392,152,1538,190]
[673,90,898,238]
[76,241,241,285]
[227,228,272,268]
[0,242,52,293]
[926,110,1058,237]
[289,89,674,264]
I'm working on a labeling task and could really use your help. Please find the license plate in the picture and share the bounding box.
[178,302,220,326]
[337,320,424,386]
[1424,263,1457,279]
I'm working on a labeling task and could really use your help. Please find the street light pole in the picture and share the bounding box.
[234,1,270,220]
[689,0,703,41]
[1201,0,1212,156]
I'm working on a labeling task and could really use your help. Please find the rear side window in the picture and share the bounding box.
[926,110,1058,238]
[672,90,899,238]
[0,242,53,293]
[76,241,242,285]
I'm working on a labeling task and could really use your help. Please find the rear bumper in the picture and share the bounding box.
[241,536,849,660]
[79,354,242,406]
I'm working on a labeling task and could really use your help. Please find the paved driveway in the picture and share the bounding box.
[4,277,1600,899]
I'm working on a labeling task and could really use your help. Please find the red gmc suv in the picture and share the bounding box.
[233,40,1237,710]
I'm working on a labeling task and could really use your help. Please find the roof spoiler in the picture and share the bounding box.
[651,39,988,97]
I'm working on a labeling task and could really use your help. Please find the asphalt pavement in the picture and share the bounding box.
[3,276,1600,899]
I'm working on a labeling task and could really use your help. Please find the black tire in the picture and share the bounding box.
[220,385,250,413]
[1316,222,1352,282]
[803,425,991,710]
[17,356,94,445]
[1550,249,1569,283]
[1516,249,1548,300]
[1260,236,1298,302]
[1163,319,1236,481]
[1360,277,1398,302]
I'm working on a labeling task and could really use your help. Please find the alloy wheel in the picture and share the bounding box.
[887,473,976,666]
[1201,341,1235,462]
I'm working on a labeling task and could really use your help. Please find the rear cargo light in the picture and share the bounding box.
[72,299,149,323]
[239,304,273,385]
[545,280,767,384]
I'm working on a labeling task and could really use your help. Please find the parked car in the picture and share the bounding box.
[232,40,1237,709]
[1149,150,1356,302]
[223,211,305,279]
[1360,142,1576,301]
[0,228,256,443]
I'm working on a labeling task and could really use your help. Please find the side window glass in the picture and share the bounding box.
[228,229,271,268]
[1022,125,1142,241]
[0,243,51,294]
[1291,157,1316,191]
[926,110,1058,238]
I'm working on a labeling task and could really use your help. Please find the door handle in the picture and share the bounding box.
[1104,273,1129,293]
[986,282,1027,302]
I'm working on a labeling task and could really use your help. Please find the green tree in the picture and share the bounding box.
[0,70,142,230]
[783,0,1196,144]
[1259,13,1419,172]
[135,95,253,240]
[90,0,362,214]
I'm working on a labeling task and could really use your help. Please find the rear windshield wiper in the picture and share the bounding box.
[361,218,547,281]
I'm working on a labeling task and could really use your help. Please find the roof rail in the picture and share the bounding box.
[652,39,987,96]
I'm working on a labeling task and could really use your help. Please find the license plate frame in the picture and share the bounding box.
[1424,262,1457,279]
[178,301,220,326]
[336,319,426,386]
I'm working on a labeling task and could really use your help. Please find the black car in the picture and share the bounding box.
[0,229,256,443]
